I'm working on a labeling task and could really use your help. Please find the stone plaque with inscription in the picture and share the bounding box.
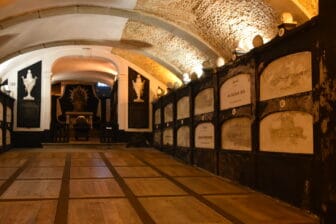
[195,123,214,149]
[260,52,312,101]
[0,103,3,121]
[260,111,313,154]
[195,88,214,115]
[177,96,190,120]
[154,131,161,144]
[220,74,251,110]
[163,128,173,146]
[155,109,161,124]
[221,117,251,151]
[6,130,10,145]
[6,107,11,122]
[177,126,190,147]
[164,103,173,123]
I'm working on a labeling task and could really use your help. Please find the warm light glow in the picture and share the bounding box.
[182,73,191,84]
[281,12,297,24]
[52,56,118,76]
[216,57,225,67]
[193,64,203,78]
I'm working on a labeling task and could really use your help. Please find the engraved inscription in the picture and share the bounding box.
[221,117,251,151]
[177,96,190,119]
[260,111,313,154]
[260,52,312,101]
[220,74,251,110]
[0,102,3,121]
[163,128,173,146]
[164,104,173,123]
[195,123,214,149]
[177,126,190,147]
[195,88,214,115]
[154,131,161,144]
[154,109,161,124]
[6,129,10,145]
[6,107,11,122]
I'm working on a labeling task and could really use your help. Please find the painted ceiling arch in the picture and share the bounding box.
[0,0,318,84]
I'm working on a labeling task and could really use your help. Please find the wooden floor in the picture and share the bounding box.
[0,145,319,224]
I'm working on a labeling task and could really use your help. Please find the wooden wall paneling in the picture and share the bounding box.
[255,20,318,211]
[152,18,324,216]
[174,85,192,164]
[217,57,256,187]
[161,92,175,155]
[0,93,14,151]
[192,76,216,173]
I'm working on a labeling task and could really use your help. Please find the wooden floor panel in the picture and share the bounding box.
[18,167,64,179]
[0,200,57,224]
[115,166,161,178]
[0,168,18,179]
[0,159,27,167]
[30,158,65,167]
[156,165,211,177]
[1,180,61,199]
[175,177,250,195]
[206,194,317,224]
[70,179,124,198]
[70,167,113,179]
[71,158,106,167]
[68,199,142,224]
[140,196,232,224]
[0,146,319,224]
[125,178,187,196]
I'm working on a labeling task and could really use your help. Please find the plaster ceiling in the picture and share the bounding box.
[0,0,318,85]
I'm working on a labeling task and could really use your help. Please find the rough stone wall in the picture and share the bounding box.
[136,0,279,59]
[112,48,182,85]
[122,20,212,75]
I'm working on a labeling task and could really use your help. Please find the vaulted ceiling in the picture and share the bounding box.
[0,0,318,85]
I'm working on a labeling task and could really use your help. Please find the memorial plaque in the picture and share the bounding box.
[6,129,10,145]
[220,74,251,110]
[128,67,149,128]
[154,131,161,144]
[177,96,190,119]
[6,107,11,122]
[155,109,161,124]
[0,129,2,146]
[163,128,173,146]
[17,61,41,128]
[221,117,251,151]
[177,126,190,147]
[260,111,313,154]
[195,88,214,115]
[0,103,3,121]
[164,103,173,123]
[195,123,214,149]
[260,52,312,101]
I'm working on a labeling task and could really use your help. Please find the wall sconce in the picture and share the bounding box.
[182,73,191,85]
[157,86,165,98]
[252,35,264,48]
[216,57,225,67]
[278,12,297,37]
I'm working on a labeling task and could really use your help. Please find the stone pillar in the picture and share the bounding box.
[317,1,336,223]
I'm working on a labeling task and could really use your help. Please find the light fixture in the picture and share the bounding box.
[278,12,297,37]
[252,35,264,48]
[157,86,164,98]
[216,57,225,67]
[193,64,203,78]
[182,73,191,84]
